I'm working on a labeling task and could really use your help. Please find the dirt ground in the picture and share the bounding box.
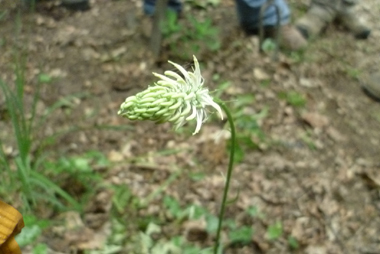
[1,0,380,253]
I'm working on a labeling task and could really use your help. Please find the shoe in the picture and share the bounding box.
[61,0,90,11]
[22,0,90,11]
[361,72,380,101]
[143,0,182,16]
[295,0,338,39]
[279,24,308,50]
[336,0,371,39]
[245,25,307,51]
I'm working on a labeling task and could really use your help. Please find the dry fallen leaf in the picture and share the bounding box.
[107,150,124,162]
[253,68,270,81]
[302,112,329,129]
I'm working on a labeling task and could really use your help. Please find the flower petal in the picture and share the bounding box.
[168,60,191,84]
[193,109,204,135]
[186,105,197,121]
[164,70,186,83]
[192,55,203,88]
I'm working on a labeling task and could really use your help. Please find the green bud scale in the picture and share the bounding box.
[118,56,223,135]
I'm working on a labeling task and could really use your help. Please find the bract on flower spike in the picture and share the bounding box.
[118,55,223,135]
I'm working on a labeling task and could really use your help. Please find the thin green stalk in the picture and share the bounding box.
[30,171,82,211]
[214,102,236,254]
[13,53,32,163]
[1,73,34,204]
[15,156,35,206]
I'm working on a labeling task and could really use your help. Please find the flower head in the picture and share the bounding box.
[118,55,223,135]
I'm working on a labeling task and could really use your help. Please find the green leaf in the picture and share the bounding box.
[188,172,206,181]
[90,245,122,254]
[161,10,181,36]
[16,225,41,247]
[140,231,153,251]
[72,157,91,172]
[112,185,132,213]
[199,247,214,254]
[230,140,244,163]
[261,38,276,53]
[278,91,306,107]
[267,221,283,240]
[32,243,48,254]
[246,206,259,217]
[234,94,255,108]
[205,214,219,233]
[38,73,52,83]
[151,241,180,254]
[182,245,208,254]
[260,79,271,87]
[213,81,231,98]
[163,196,182,219]
[187,205,208,219]
[23,215,50,229]
[288,236,299,249]
[237,135,259,150]
[224,219,236,230]
[229,226,253,244]
[146,222,161,235]
[208,0,220,6]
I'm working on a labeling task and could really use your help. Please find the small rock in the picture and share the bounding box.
[299,78,315,87]
[305,245,327,254]
[326,127,345,142]
[302,112,329,129]
[253,68,270,81]
[107,150,124,162]
[111,47,127,58]
[82,48,100,61]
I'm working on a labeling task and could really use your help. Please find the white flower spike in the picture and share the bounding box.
[118,56,223,135]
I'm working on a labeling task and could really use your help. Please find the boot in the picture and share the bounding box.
[61,0,90,11]
[362,72,380,101]
[254,25,307,51]
[279,24,308,50]
[336,0,371,39]
[22,0,90,11]
[295,0,339,39]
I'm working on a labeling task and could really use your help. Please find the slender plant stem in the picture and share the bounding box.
[214,102,236,254]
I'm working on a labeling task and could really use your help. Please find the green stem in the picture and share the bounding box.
[214,102,236,254]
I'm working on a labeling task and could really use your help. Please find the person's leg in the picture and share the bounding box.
[235,0,307,50]
[143,0,156,15]
[143,0,182,15]
[235,0,290,34]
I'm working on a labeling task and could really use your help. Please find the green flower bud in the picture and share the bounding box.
[118,56,223,135]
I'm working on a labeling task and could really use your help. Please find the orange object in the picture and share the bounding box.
[0,200,24,254]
